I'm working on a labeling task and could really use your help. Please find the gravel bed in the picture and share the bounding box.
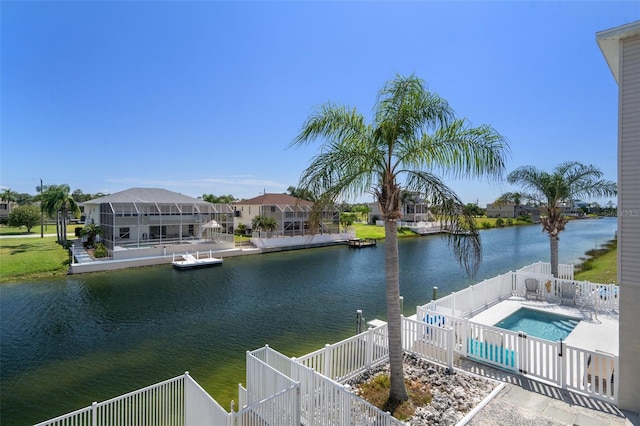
[347,354,498,426]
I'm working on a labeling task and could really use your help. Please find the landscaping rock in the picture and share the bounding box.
[347,353,497,426]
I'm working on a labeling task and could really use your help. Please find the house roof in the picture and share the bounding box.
[233,193,314,206]
[597,20,640,84]
[83,188,212,205]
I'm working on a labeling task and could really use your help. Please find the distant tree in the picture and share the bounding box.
[8,205,40,232]
[252,215,278,233]
[286,186,317,202]
[72,189,93,203]
[352,204,372,222]
[464,203,484,217]
[1,188,18,208]
[80,223,103,248]
[234,223,248,236]
[339,212,357,231]
[506,162,617,277]
[41,184,80,244]
[202,194,237,204]
[15,193,34,205]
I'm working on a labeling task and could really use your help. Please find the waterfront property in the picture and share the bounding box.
[35,262,621,425]
[232,193,340,238]
[82,188,235,258]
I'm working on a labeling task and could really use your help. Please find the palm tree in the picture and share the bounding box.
[505,162,617,277]
[252,215,278,234]
[80,223,103,248]
[291,74,509,406]
[1,188,18,215]
[41,184,80,244]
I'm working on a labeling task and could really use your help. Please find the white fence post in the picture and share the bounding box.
[365,328,374,369]
[558,340,565,388]
[323,344,332,379]
[91,401,97,426]
[447,327,454,371]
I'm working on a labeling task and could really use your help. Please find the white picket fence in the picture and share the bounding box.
[517,261,575,280]
[250,345,406,426]
[296,324,390,382]
[418,270,619,321]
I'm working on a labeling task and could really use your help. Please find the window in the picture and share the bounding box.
[119,228,130,239]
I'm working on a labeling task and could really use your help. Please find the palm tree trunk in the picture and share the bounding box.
[384,219,408,403]
[549,234,559,278]
[56,212,61,243]
[61,206,67,244]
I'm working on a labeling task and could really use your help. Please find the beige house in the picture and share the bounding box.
[0,200,16,220]
[597,20,640,413]
[367,195,433,224]
[232,193,339,237]
[485,203,541,221]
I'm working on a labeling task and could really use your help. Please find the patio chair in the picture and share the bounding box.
[525,278,541,300]
[585,351,615,396]
[560,281,577,305]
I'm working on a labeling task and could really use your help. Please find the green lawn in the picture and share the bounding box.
[354,223,419,239]
[574,245,618,284]
[0,237,70,282]
[0,223,80,236]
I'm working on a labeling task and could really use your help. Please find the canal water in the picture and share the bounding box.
[0,218,616,425]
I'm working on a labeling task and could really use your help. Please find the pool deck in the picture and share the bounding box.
[468,297,619,355]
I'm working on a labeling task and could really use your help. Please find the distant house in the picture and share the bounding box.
[485,203,541,222]
[0,200,16,220]
[232,193,339,237]
[82,188,234,259]
[367,193,434,225]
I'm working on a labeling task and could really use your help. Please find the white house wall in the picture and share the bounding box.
[617,32,640,413]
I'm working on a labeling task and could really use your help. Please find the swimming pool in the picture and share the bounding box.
[494,308,580,341]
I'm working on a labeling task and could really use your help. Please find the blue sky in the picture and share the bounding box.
[1,1,636,206]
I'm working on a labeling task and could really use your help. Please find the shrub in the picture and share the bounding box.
[516,215,533,223]
[506,218,513,226]
[481,221,492,229]
[495,218,505,228]
[94,243,108,258]
[75,227,83,237]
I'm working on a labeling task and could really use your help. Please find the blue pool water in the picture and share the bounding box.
[494,308,580,341]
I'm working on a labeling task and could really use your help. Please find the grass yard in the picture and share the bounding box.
[0,237,70,282]
[354,223,419,240]
[574,239,617,284]
[0,223,80,236]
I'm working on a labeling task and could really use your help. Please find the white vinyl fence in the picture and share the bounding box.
[416,263,618,404]
[251,345,406,426]
[35,374,187,426]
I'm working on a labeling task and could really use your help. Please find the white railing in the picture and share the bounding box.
[517,261,574,280]
[184,373,230,426]
[417,271,514,320]
[415,262,619,404]
[251,345,405,426]
[563,346,617,402]
[296,325,389,383]
[35,374,187,426]
[401,316,454,370]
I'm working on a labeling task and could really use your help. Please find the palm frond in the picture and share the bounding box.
[405,171,482,276]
